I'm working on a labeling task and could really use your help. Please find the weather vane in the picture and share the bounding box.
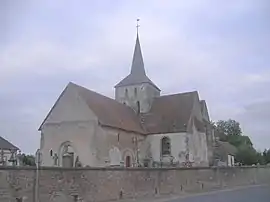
[136,19,140,34]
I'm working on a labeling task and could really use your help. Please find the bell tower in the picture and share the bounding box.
[114,19,160,113]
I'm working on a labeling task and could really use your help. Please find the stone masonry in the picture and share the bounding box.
[0,166,269,202]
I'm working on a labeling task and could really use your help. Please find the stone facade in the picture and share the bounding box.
[115,83,160,113]
[0,166,269,202]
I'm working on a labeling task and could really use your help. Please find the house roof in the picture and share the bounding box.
[142,91,199,134]
[115,34,160,91]
[0,136,19,150]
[215,140,237,156]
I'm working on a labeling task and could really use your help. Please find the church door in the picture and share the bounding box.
[125,156,131,167]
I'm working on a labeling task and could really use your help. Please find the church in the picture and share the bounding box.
[38,31,215,168]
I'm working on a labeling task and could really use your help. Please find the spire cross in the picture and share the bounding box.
[136,19,140,34]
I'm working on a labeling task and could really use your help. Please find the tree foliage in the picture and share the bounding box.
[215,119,268,165]
[216,119,242,137]
[263,149,270,164]
[21,154,36,166]
[235,145,257,165]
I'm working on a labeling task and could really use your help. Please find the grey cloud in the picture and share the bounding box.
[237,100,270,150]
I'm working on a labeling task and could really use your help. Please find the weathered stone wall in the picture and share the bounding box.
[0,166,269,202]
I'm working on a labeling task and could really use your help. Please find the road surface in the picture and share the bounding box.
[171,185,270,202]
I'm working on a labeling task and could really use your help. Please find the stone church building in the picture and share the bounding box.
[38,33,215,168]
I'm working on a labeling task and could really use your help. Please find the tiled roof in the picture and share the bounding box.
[40,83,206,135]
[71,83,145,134]
[142,92,198,134]
[215,140,237,156]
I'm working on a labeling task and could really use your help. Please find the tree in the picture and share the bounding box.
[21,154,36,166]
[216,119,242,136]
[214,119,262,165]
[256,151,266,165]
[263,149,270,164]
[235,145,258,165]
[215,119,252,148]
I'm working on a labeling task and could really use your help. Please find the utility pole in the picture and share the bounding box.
[35,149,42,202]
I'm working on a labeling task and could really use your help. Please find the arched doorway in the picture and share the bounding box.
[58,142,76,167]
[125,155,131,167]
[122,149,135,167]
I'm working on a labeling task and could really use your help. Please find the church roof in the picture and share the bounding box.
[39,83,205,135]
[0,136,19,150]
[70,83,145,134]
[142,91,198,134]
[115,34,160,91]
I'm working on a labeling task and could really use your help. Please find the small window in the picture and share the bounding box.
[134,88,137,97]
[50,149,53,157]
[3,156,7,162]
[161,137,171,155]
[137,101,140,114]
[125,89,128,97]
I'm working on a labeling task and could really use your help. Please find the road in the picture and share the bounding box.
[170,185,270,202]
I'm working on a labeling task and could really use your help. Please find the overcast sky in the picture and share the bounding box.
[1,0,269,154]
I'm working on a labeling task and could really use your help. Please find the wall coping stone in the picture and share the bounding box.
[0,165,268,171]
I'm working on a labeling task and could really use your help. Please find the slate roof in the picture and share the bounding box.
[115,34,160,91]
[0,136,19,150]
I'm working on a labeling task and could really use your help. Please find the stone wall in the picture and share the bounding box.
[0,166,269,202]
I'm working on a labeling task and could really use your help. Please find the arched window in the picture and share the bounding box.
[134,88,137,97]
[125,89,128,97]
[161,137,171,155]
[50,149,53,157]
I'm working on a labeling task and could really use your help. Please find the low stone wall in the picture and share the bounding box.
[0,166,269,202]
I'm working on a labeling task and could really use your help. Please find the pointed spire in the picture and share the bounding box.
[114,19,160,91]
[130,33,146,76]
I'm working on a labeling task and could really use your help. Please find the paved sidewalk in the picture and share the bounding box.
[116,184,269,202]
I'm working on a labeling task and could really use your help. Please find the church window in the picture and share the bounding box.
[125,89,128,97]
[136,101,140,114]
[50,149,53,157]
[117,133,120,142]
[134,88,137,97]
[161,137,171,155]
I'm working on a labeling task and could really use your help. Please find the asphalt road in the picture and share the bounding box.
[170,185,270,202]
